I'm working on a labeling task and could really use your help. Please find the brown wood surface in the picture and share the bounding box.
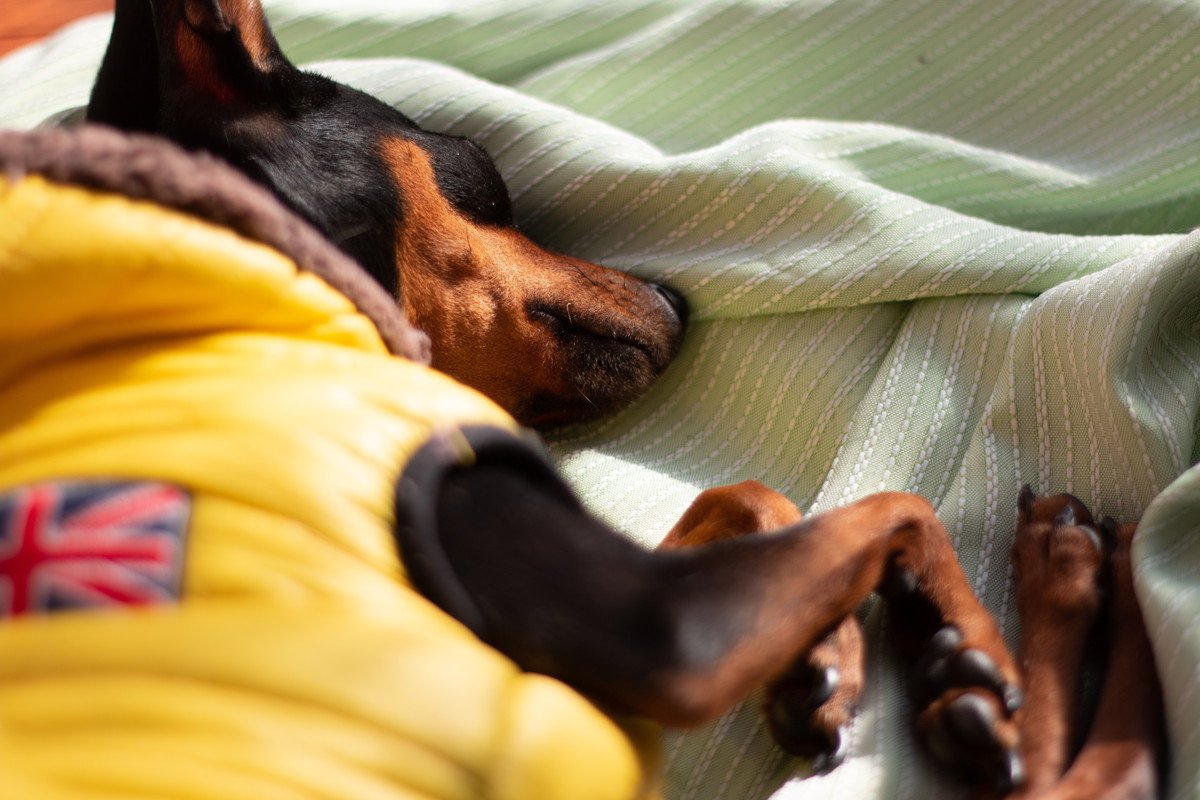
[0,0,113,57]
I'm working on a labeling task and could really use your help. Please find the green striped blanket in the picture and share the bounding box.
[2,1,1197,798]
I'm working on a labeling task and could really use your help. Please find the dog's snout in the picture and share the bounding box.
[652,283,689,328]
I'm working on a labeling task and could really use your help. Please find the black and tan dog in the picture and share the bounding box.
[0,122,1016,793]
[79,0,1166,795]
[89,0,686,427]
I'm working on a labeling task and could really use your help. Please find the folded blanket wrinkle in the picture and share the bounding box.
[1,1,1198,799]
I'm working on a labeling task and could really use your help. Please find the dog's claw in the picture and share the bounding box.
[809,726,849,774]
[1018,484,1035,518]
[1074,524,1103,552]
[999,749,1026,794]
[1002,683,1024,715]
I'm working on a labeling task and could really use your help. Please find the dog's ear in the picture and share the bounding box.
[91,0,295,134]
[175,0,288,75]
[182,0,232,35]
[89,0,161,131]
[157,0,291,109]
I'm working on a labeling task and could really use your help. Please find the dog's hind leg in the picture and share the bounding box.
[1003,488,1106,796]
[656,481,863,771]
[992,492,1167,800]
[1031,520,1166,800]
[394,428,1023,790]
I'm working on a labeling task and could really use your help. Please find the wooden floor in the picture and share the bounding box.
[0,0,113,57]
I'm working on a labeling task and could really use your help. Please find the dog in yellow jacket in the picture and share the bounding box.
[0,127,661,800]
[0,127,1031,798]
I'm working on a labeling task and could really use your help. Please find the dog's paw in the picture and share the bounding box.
[917,685,1023,791]
[910,625,1023,714]
[1013,486,1104,624]
[883,563,1024,790]
[765,657,851,771]
[764,617,864,771]
[907,625,1023,790]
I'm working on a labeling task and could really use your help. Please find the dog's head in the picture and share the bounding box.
[89,0,686,426]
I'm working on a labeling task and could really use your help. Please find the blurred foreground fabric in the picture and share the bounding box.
[1,1,1197,798]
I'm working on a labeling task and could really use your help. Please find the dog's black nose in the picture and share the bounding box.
[652,283,689,328]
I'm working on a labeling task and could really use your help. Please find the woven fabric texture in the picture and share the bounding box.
[2,2,1197,798]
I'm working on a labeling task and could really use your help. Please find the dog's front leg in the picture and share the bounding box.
[394,428,1022,790]
[657,481,863,771]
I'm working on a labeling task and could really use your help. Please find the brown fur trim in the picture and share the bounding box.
[0,125,430,363]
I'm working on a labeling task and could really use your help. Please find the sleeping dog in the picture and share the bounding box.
[0,123,1020,796]
[61,0,1163,796]
[88,0,686,428]
[82,0,1022,784]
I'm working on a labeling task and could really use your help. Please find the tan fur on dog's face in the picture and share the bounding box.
[384,138,683,426]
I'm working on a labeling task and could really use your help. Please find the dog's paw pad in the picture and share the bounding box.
[765,661,855,769]
[919,689,1024,792]
[911,625,959,697]
[913,626,1022,712]
[764,618,864,770]
[1013,489,1104,618]
[910,624,1024,787]
[953,647,1023,713]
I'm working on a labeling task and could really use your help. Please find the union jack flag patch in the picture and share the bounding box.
[0,480,190,618]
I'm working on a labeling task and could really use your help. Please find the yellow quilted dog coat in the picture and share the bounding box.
[0,127,659,800]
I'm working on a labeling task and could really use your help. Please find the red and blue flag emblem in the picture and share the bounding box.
[0,480,190,617]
